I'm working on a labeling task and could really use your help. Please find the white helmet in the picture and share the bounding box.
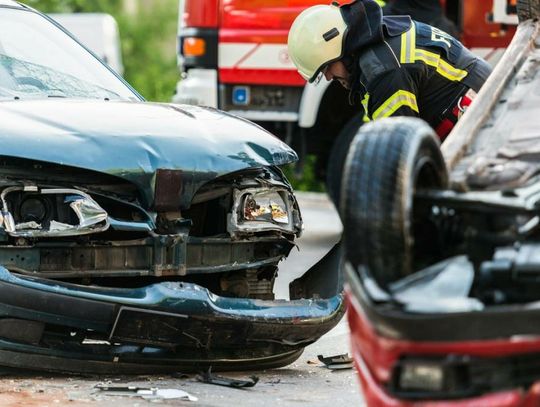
[287,4,348,83]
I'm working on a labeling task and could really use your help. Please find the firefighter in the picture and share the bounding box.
[287,0,492,140]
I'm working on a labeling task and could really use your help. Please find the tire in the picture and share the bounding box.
[340,117,448,289]
[326,114,363,208]
[517,0,540,22]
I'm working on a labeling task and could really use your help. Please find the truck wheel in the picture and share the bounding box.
[326,114,363,208]
[517,0,540,22]
[341,117,448,289]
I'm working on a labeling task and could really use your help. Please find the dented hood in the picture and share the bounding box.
[0,99,297,207]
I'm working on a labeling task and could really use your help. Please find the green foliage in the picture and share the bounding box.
[25,0,121,14]
[282,155,326,192]
[117,2,178,102]
[26,0,178,102]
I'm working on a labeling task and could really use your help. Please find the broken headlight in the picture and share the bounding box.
[0,186,109,237]
[228,188,302,236]
[241,191,289,225]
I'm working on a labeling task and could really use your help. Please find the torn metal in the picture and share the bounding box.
[317,354,354,370]
[1,187,109,237]
[197,368,259,388]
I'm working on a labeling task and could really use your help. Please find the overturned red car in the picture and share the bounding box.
[342,1,540,405]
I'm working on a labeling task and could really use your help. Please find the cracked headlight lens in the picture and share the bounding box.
[241,191,289,225]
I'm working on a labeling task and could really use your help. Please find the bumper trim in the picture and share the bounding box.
[0,345,304,374]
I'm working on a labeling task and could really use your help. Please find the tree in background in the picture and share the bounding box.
[25,0,179,102]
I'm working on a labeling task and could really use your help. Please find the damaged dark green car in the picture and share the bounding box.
[0,0,344,373]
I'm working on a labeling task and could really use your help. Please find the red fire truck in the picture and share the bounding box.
[173,0,517,198]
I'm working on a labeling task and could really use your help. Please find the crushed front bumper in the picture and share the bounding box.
[0,246,344,374]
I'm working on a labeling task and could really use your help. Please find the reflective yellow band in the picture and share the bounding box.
[372,90,419,120]
[399,25,468,82]
[415,49,439,66]
[415,49,468,82]
[361,93,371,122]
[400,23,416,64]
[374,0,386,6]
[437,58,468,82]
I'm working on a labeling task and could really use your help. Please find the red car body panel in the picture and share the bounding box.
[346,287,540,407]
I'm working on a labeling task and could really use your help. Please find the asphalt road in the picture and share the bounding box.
[0,192,365,407]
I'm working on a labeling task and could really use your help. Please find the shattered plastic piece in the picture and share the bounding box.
[0,188,109,237]
[197,368,259,388]
[270,202,289,224]
[49,220,73,231]
[2,211,15,233]
[15,221,41,230]
[317,353,354,370]
[466,156,540,190]
[95,384,197,401]
[390,256,484,313]
[69,196,108,227]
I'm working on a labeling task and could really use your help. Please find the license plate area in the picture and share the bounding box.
[223,85,302,112]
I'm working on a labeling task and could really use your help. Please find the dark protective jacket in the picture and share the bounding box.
[383,0,442,23]
[340,0,492,128]
[382,0,459,38]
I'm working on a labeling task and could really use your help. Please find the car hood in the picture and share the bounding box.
[0,99,297,207]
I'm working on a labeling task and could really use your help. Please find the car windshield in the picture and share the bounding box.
[0,7,139,101]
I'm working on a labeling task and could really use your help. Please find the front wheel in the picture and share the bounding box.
[341,117,448,289]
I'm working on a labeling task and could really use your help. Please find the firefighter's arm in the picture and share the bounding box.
[363,68,419,121]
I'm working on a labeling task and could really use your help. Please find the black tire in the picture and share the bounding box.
[326,114,363,207]
[517,0,540,22]
[341,117,448,289]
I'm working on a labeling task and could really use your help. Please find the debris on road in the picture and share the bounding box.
[317,354,354,370]
[95,383,198,401]
[197,368,259,388]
